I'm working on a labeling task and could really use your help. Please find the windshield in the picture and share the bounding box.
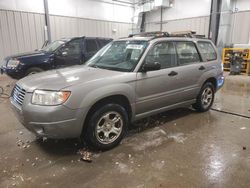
[42,40,66,52]
[87,40,148,72]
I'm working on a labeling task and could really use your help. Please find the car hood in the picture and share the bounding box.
[17,66,126,92]
[6,50,48,60]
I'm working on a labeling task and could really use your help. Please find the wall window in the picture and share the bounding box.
[197,41,217,61]
[145,42,177,69]
[176,42,201,65]
[86,39,98,53]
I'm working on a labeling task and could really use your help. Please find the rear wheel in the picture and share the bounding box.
[193,82,215,112]
[83,103,128,150]
[25,67,44,76]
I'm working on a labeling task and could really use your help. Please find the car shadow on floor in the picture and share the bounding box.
[34,107,195,156]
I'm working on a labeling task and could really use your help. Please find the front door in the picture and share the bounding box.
[54,38,82,68]
[136,41,180,115]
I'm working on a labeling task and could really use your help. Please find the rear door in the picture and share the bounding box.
[172,41,205,101]
[84,38,99,61]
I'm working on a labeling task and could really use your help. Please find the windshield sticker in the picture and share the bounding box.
[126,44,144,50]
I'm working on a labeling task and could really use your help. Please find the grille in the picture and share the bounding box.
[12,85,26,106]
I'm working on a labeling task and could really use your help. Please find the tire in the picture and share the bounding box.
[192,82,215,112]
[25,67,44,76]
[84,103,128,151]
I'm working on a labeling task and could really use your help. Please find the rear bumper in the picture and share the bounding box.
[10,95,87,139]
[216,75,224,91]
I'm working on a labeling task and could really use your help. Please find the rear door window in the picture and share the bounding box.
[175,42,201,65]
[197,41,217,61]
[86,39,98,53]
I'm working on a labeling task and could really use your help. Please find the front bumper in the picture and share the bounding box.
[1,66,24,79]
[10,94,87,139]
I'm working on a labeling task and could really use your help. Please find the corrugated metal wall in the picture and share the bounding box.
[0,10,45,62]
[145,16,210,37]
[0,9,132,62]
[163,16,210,37]
[230,11,250,44]
[145,11,250,45]
[1,8,250,62]
[49,15,131,40]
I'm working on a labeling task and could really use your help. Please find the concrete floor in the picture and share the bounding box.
[0,73,250,188]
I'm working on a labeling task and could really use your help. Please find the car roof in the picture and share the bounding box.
[59,36,113,41]
[117,36,153,41]
[115,31,212,43]
[115,36,212,43]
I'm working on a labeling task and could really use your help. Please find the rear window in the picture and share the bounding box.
[197,41,217,61]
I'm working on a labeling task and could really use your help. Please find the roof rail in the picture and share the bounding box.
[169,31,206,38]
[128,31,170,38]
[128,30,206,39]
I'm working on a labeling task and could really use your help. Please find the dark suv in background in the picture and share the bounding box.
[0,37,112,79]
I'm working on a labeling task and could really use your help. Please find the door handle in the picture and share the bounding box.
[168,71,178,76]
[199,65,205,70]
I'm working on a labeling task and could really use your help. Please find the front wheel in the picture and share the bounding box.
[83,104,128,150]
[25,67,44,76]
[193,82,215,112]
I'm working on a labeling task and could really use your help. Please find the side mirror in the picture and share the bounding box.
[142,61,161,72]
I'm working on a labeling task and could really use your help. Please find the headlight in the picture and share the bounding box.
[7,59,20,68]
[32,90,71,106]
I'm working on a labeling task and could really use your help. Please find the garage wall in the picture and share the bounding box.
[47,0,134,23]
[0,9,132,62]
[145,16,210,37]
[0,0,134,23]
[49,15,131,40]
[144,0,212,36]
[0,0,134,62]
[0,10,46,62]
[145,10,250,44]
[144,0,250,44]
[230,10,250,44]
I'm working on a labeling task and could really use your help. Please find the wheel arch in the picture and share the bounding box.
[203,77,217,91]
[81,94,133,135]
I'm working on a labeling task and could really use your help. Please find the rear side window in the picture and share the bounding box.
[145,42,177,69]
[86,39,98,53]
[197,41,217,61]
[175,42,201,65]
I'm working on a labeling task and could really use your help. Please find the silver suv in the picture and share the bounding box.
[10,32,224,150]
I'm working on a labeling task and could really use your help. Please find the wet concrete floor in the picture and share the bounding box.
[0,73,250,188]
